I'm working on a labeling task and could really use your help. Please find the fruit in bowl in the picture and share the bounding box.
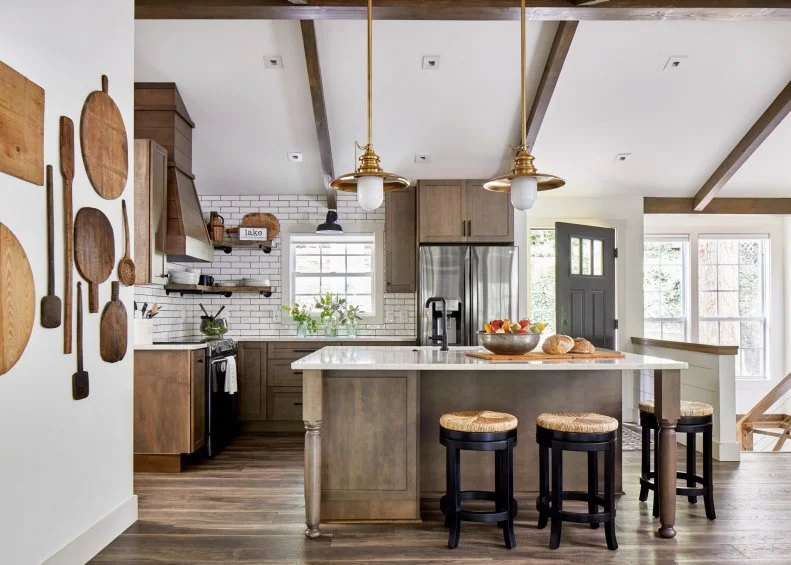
[478,318,548,355]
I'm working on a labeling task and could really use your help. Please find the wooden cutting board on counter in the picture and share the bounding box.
[465,350,626,362]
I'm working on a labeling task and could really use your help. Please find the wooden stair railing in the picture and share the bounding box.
[737,372,791,451]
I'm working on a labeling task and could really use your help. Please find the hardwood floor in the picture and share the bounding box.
[93,433,791,564]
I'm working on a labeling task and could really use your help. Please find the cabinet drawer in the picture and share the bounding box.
[267,358,304,387]
[269,388,303,421]
[268,342,323,360]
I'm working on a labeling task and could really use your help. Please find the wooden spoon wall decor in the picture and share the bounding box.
[100,281,127,363]
[40,165,62,328]
[0,223,35,376]
[74,207,114,313]
[80,75,128,200]
[118,200,135,286]
[60,116,75,353]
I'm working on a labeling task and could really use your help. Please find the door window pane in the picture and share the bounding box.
[593,239,603,276]
[581,238,592,275]
[570,237,580,275]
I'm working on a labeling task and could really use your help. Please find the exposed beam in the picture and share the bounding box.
[692,81,791,211]
[300,19,336,210]
[525,20,577,150]
[135,1,791,21]
[644,197,791,215]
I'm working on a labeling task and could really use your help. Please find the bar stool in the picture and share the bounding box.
[535,412,619,551]
[638,399,716,520]
[439,410,518,549]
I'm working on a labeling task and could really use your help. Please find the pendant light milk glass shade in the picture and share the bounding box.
[316,210,343,234]
[328,0,410,209]
[483,0,564,211]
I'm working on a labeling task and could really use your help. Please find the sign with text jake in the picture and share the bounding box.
[239,226,268,240]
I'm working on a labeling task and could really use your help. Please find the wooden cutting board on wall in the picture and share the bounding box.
[0,61,45,185]
[0,223,36,376]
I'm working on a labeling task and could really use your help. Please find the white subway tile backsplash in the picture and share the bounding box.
[135,192,417,341]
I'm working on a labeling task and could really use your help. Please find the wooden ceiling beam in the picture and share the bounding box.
[135,1,791,21]
[526,21,577,150]
[300,19,336,210]
[645,197,791,215]
[692,80,791,211]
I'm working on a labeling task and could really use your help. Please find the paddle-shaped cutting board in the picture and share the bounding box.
[100,281,127,363]
[465,350,625,362]
[74,207,115,313]
[0,223,35,376]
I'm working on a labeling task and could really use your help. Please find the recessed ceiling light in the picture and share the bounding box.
[422,56,440,70]
[415,153,431,163]
[287,152,303,162]
[613,153,632,163]
[264,55,284,69]
[664,56,687,71]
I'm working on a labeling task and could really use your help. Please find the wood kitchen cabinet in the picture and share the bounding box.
[417,179,513,244]
[385,186,417,292]
[134,349,205,472]
[237,341,267,421]
[133,139,168,285]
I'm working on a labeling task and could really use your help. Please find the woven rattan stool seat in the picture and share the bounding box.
[440,410,518,433]
[536,412,619,434]
[639,399,713,417]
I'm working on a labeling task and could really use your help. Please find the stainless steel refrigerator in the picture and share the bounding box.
[419,246,519,347]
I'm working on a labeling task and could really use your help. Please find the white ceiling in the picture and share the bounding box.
[135,19,791,199]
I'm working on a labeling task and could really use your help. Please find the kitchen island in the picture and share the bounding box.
[292,346,687,540]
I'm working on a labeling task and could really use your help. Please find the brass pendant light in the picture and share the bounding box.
[328,0,410,211]
[483,0,564,210]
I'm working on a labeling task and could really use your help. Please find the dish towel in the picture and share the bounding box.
[224,357,238,395]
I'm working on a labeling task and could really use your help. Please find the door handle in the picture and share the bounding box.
[293,370,304,375]
[462,220,466,236]
[292,348,317,353]
[467,220,472,236]
[293,402,304,406]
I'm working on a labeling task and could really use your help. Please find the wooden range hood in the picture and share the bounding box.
[134,83,213,263]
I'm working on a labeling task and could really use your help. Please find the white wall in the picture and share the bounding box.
[645,214,787,414]
[0,2,136,563]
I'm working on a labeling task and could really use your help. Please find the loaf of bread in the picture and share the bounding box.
[541,334,574,355]
[570,337,595,354]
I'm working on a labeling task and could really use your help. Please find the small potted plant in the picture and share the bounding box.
[282,303,318,338]
[315,293,344,338]
[339,303,363,338]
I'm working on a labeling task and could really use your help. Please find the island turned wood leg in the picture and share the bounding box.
[303,370,323,538]
[654,369,681,539]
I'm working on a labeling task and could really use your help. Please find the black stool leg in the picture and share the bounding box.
[588,451,600,529]
[447,445,461,548]
[703,424,716,520]
[652,426,660,518]
[687,431,698,504]
[604,438,618,551]
[443,445,451,528]
[495,448,503,527]
[502,445,516,549]
[639,420,650,502]
[537,443,550,529]
[549,441,563,550]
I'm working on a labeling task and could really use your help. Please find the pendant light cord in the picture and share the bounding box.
[520,0,526,148]
[367,0,373,146]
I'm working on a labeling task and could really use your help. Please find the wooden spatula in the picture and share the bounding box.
[100,281,128,363]
[118,199,135,286]
[73,282,89,400]
[40,165,62,328]
[60,117,75,353]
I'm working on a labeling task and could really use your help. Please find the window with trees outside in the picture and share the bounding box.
[644,238,688,341]
[529,229,556,333]
[289,234,376,317]
[698,237,767,379]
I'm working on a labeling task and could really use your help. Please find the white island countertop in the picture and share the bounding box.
[291,346,688,371]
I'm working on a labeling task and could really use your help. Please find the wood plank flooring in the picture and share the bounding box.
[92,433,791,564]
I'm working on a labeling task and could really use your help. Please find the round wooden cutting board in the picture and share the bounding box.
[80,75,128,200]
[0,223,35,376]
[74,208,115,313]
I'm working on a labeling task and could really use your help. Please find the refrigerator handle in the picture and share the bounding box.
[469,247,478,346]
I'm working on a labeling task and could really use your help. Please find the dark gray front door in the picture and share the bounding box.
[555,222,616,349]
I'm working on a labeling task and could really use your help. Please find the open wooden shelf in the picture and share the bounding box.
[212,239,273,254]
[164,284,273,298]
